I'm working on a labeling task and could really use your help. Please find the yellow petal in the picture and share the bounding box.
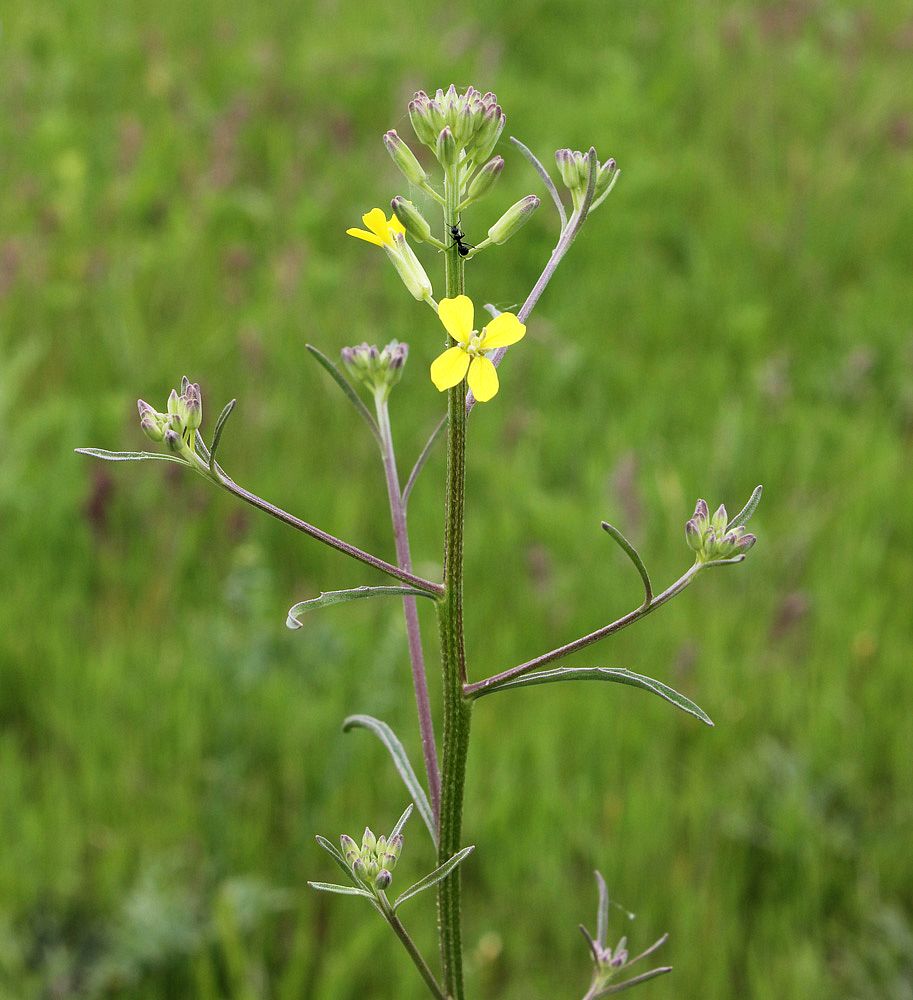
[362,208,390,240]
[388,214,406,235]
[467,355,499,401]
[438,295,474,345]
[480,312,526,349]
[346,227,385,247]
[430,346,471,391]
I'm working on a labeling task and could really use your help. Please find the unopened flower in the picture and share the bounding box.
[685,498,757,563]
[430,296,525,402]
[555,147,619,213]
[341,340,409,401]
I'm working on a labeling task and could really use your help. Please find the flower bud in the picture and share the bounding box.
[163,428,182,452]
[736,533,757,552]
[183,382,202,431]
[408,95,438,147]
[711,504,728,533]
[340,834,360,865]
[465,156,504,203]
[436,126,458,167]
[374,869,392,890]
[487,195,540,245]
[167,389,180,416]
[555,148,577,189]
[685,518,702,552]
[595,158,618,199]
[383,130,428,185]
[341,340,409,399]
[693,499,710,524]
[469,105,505,162]
[391,196,432,243]
[361,827,376,853]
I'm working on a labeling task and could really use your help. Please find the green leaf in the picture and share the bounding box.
[390,803,413,840]
[305,344,380,441]
[287,586,436,629]
[473,667,713,727]
[393,845,475,911]
[342,715,437,846]
[75,448,187,467]
[209,398,236,474]
[307,881,375,899]
[727,484,763,530]
[315,836,360,886]
[594,966,672,996]
[601,521,653,606]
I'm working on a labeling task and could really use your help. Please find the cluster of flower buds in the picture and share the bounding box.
[685,499,757,562]
[341,340,409,401]
[137,377,203,460]
[408,86,506,167]
[555,147,619,214]
[339,825,404,892]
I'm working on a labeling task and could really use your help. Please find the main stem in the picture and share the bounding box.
[374,394,441,824]
[436,161,472,1000]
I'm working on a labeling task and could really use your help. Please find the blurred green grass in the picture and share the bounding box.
[2,0,912,997]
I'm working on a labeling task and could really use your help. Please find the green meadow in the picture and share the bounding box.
[2,1,912,997]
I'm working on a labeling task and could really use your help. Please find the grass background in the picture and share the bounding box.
[2,0,912,997]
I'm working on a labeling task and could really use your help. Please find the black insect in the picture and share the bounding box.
[448,221,474,258]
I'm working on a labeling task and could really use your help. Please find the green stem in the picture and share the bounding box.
[379,896,447,1000]
[436,160,473,1000]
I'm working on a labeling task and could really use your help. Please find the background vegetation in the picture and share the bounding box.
[2,0,912,997]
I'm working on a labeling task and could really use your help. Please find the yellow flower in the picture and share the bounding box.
[346,208,433,302]
[346,208,407,247]
[430,295,526,402]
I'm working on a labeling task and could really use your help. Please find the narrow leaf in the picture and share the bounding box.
[75,448,187,467]
[402,415,447,507]
[390,803,414,841]
[342,715,437,846]
[209,398,236,474]
[510,135,567,229]
[727,484,763,530]
[393,845,475,911]
[287,586,436,629]
[305,343,380,441]
[472,667,713,727]
[595,870,609,950]
[595,966,673,996]
[307,881,375,899]
[601,521,653,606]
[315,836,360,886]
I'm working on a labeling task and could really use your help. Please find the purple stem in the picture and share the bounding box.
[467,148,599,413]
[464,564,701,697]
[375,394,442,823]
[216,473,444,597]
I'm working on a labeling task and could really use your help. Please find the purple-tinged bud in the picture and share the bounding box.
[712,504,728,532]
[487,195,541,245]
[383,130,428,185]
[183,382,202,430]
[408,100,438,147]
[685,518,702,552]
[351,858,367,880]
[391,196,432,243]
[436,126,458,167]
[466,156,504,203]
[693,499,710,523]
[167,388,181,416]
[374,869,392,890]
[163,429,182,452]
[361,827,376,853]
[340,834,360,864]
[556,148,579,189]
[736,533,757,552]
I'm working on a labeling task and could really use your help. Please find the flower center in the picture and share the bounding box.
[466,332,485,357]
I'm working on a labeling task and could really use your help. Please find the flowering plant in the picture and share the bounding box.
[78,84,762,998]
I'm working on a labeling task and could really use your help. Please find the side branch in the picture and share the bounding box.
[216,472,444,597]
[464,563,701,697]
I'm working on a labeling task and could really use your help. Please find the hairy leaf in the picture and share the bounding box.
[393,845,475,911]
[287,586,436,629]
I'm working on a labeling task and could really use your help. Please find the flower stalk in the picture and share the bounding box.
[435,158,473,1000]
